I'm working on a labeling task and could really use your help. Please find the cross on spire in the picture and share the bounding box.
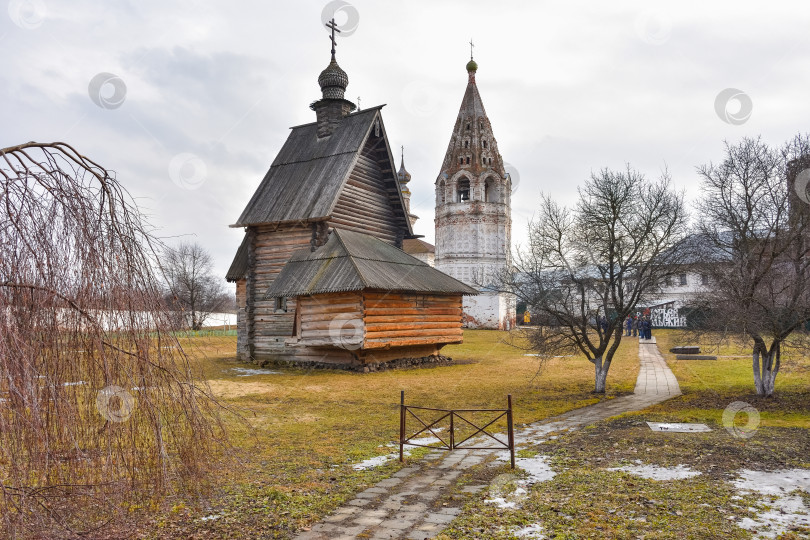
[401,145,404,162]
[325,18,341,61]
[469,38,474,60]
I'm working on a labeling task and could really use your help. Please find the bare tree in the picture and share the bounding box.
[163,242,230,330]
[694,135,810,397]
[500,166,686,393]
[0,142,223,537]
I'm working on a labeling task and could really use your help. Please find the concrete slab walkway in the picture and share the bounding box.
[295,341,680,540]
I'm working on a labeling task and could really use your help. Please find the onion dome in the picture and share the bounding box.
[397,148,411,192]
[466,59,478,72]
[318,59,349,100]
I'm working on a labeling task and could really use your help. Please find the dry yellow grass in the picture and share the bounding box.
[146,329,642,537]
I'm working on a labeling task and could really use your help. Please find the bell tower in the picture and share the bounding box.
[434,55,515,330]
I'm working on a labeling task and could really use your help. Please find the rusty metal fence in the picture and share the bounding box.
[398,390,515,468]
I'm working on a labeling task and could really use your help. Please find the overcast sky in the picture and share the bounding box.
[3,0,810,280]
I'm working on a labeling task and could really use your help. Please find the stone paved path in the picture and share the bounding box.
[295,341,680,540]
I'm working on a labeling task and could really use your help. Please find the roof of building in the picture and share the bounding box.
[438,59,506,180]
[657,232,734,266]
[232,105,410,231]
[264,229,476,298]
[225,234,249,282]
[402,238,435,255]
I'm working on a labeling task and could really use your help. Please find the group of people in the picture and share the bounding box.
[625,315,653,339]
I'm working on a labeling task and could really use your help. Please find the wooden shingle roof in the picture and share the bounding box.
[264,229,477,298]
[232,106,409,229]
[225,234,249,282]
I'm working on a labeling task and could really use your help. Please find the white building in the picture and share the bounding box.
[433,57,515,330]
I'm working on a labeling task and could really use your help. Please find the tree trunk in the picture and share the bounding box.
[753,342,780,397]
[594,356,610,393]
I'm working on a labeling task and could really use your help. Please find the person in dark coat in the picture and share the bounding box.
[631,316,639,337]
[641,317,652,339]
[599,315,608,335]
[625,316,633,336]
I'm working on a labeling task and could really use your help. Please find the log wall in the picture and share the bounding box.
[244,223,312,361]
[362,291,464,351]
[330,138,403,247]
[235,279,247,358]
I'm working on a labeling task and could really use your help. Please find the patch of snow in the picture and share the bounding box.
[609,463,701,481]
[646,422,711,433]
[353,433,445,470]
[62,381,87,387]
[352,454,395,470]
[485,453,557,509]
[199,514,221,522]
[520,455,557,484]
[512,523,546,538]
[733,469,810,539]
[485,488,526,509]
[230,367,281,377]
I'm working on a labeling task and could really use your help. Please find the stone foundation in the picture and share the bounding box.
[259,354,454,373]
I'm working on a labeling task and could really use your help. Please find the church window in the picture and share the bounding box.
[482,140,487,148]
[465,140,469,148]
[459,157,463,165]
[482,157,486,165]
[466,157,470,164]
[488,158,492,165]
[484,178,499,203]
[701,274,709,285]
[466,123,470,130]
[679,274,687,285]
[274,297,288,313]
[457,179,470,202]
[439,180,446,204]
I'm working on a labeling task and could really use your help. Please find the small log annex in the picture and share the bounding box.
[226,43,476,368]
[264,229,476,365]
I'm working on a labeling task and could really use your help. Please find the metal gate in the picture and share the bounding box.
[398,390,515,468]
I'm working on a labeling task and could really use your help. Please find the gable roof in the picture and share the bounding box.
[265,229,477,298]
[402,238,435,255]
[232,106,411,233]
[225,234,249,282]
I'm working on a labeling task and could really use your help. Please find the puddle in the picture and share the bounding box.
[733,469,810,538]
[608,463,701,481]
[230,367,282,377]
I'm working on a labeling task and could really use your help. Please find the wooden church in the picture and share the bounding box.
[226,24,476,368]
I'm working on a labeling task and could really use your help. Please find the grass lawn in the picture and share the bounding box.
[440,329,810,539]
[143,329,641,538]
